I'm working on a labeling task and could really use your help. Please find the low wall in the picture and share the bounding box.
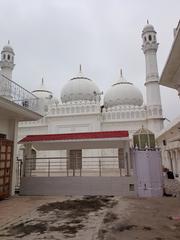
[20,176,137,196]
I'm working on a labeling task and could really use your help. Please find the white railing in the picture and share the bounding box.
[102,105,147,121]
[0,74,42,114]
[48,101,101,116]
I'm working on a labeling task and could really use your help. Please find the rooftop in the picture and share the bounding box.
[0,74,43,120]
[160,21,180,95]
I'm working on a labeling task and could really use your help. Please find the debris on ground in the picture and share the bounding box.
[1,196,180,240]
[0,196,117,239]
[168,216,180,221]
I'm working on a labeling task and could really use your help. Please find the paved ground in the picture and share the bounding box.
[0,195,180,240]
[0,196,68,229]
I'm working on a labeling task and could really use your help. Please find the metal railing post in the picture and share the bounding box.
[99,159,101,176]
[66,158,69,176]
[119,159,122,176]
[73,158,75,176]
[126,152,130,176]
[19,159,23,186]
[29,159,32,177]
[23,155,27,177]
[80,158,82,177]
[48,160,50,177]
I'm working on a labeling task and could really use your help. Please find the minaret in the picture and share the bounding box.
[0,42,15,100]
[0,41,15,80]
[142,21,163,133]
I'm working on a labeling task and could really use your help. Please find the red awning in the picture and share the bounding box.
[19,130,129,143]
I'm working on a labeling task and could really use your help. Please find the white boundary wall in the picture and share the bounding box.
[20,176,136,196]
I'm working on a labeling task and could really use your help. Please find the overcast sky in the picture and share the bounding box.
[0,0,179,121]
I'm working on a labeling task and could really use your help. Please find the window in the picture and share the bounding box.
[148,35,152,41]
[22,100,29,107]
[129,184,134,191]
[163,140,166,146]
[69,150,82,169]
[7,54,10,60]
[3,54,5,59]
[144,36,146,42]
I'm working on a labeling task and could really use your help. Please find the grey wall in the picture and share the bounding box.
[20,176,137,196]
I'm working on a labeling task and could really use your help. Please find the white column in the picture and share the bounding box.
[8,119,18,195]
[178,150,180,178]
[168,150,173,172]
[174,149,179,177]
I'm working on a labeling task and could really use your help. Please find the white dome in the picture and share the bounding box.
[32,78,53,99]
[142,22,155,33]
[61,67,101,103]
[2,42,14,54]
[104,72,143,108]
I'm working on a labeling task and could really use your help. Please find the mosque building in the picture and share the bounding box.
[1,23,164,166]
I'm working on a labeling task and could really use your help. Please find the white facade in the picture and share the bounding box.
[18,23,164,163]
[157,117,180,179]
[157,21,180,179]
[160,21,180,97]
[0,43,43,196]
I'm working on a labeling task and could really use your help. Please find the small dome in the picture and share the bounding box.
[2,41,14,54]
[104,71,143,108]
[134,127,154,135]
[32,78,53,99]
[61,66,101,103]
[133,126,155,149]
[142,21,155,33]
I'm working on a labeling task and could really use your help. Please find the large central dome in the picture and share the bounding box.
[61,66,101,103]
[104,71,143,108]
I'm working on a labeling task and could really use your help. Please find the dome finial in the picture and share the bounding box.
[78,64,83,77]
[8,40,10,45]
[147,19,149,24]
[79,64,82,73]
[118,68,126,83]
[120,68,123,78]
[41,77,44,86]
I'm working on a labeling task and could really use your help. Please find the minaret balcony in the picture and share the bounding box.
[142,42,159,53]
[0,60,15,69]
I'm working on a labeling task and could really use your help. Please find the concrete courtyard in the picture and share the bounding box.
[0,195,180,240]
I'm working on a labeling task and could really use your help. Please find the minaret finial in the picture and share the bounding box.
[120,69,123,77]
[42,77,44,86]
[147,19,149,24]
[79,64,82,73]
[8,40,10,45]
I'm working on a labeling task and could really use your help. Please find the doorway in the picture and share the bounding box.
[0,139,13,199]
[69,150,82,169]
